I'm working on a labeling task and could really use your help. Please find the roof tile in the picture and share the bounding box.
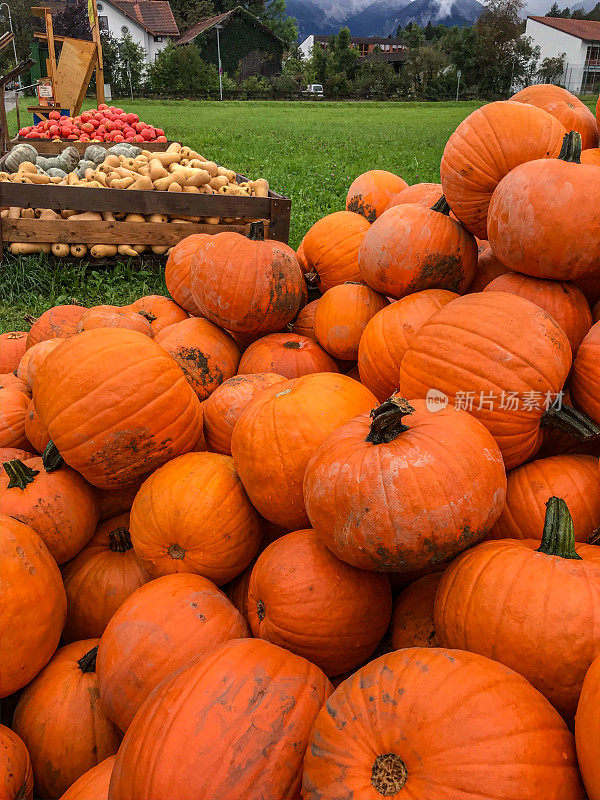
[528,16,600,43]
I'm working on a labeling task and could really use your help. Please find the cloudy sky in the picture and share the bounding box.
[310,0,576,17]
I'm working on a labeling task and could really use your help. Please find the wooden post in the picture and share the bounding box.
[90,0,105,105]
[45,9,57,84]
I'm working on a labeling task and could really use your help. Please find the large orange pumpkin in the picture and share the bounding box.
[302,211,371,291]
[128,295,188,335]
[33,329,203,489]
[77,306,154,337]
[0,388,29,449]
[96,485,140,522]
[59,756,115,800]
[61,513,150,642]
[0,447,33,473]
[302,647,584,800]
[20,338,62,388]
[346,169,408,221]
[231,373,377,530]
[202,373,287,455]
[164,234,209,315]
[440,101,566,239]
[313,283,388,361]
[247,529,392,676]
[96,573,250,732]
[129,451,261,583]
[358,289,458,401]
[435,497,600,721]
[26,305,86,348]
[582,147,600,166]
[190,223,305,335]
[154,317,240,400]
[466,245,511,292]
[576,653,600,800]
[304,397,506,572]
[510,84,599,150]
[571,321,600,426]
[400,292,573,469]
[0,332,27,374]
[108,638,331,800]
[0,373,30,395]
[24,399,50,453]
[237,333,338,378]
[290,298,319,340]
[0,724,33,800]
[391,572,442,650]
[13,640,121,800]
[385,182,443,210]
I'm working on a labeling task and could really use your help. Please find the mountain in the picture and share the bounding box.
[393,0,485,28]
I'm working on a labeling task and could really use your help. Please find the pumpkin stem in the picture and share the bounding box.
[366,395,415,444]
[542,403,599,440]
[257,600,266,621]
[42,440,64,472]
[537,497,582,560]
[558,131,582,164]
[371,753,408,795]
[248,221,265,241]
[430,195,451,215]
[305,268,319,287]
[4,459,39,490]
[138,310,157,323]
[77,645,99,673]
[283,341,302,349]
[109,527,133,552]
[168,543,186,560]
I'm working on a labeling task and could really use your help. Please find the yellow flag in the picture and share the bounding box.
[88,0,95,27]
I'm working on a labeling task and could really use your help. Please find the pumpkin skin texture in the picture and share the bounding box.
[61,514,150,643]
[24,399,50,453]
[154,317,240,400]
[296,237,308,271]
[0,389,29,449]
[202,373,287,455]
[491,455,600,543]
[440,101,566,240]
[576,654,600,800]
[391,572,443,650]
[358,289,458,401]
[77,306,154,337]
[190,228,306,336]
[435,499,600,721]
[467,245,511,292]
[164,234,209,315]
[26,305,86,348]
[346,169,408,222]
[571,322,600,426]
[59,756,115,800]
[129,451,261,583]
[0,448,34,473]
[595,300,600,324]
[33,329,203,489]
[129,295,188,335]
[510,84,599,150]
[313,283,388,361]
[400,292,573,470]
[247,529,392,676]
[96,485,139,522]
[96,573,250,732]
[582,147,600,166]
[291,298,319,340]
[0,374,30,396]
[358,200,477,299]
[302,647,584,800]
[13,641,121,800]
[0,332,27,374]
[238,333,338,378]
[0,724,33,800]
[108,638,332,800]
[302,211,371,292]
[231,373,377,530]
[485,273,592,353]
[21,338,62,388]
[304,397,506,573]
[385,182,442,210]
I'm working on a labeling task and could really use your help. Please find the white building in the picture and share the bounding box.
[96,0,179,62]
[525,16,600,94]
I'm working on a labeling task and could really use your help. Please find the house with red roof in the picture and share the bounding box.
[95,0,179,62]
[525,16,600,93]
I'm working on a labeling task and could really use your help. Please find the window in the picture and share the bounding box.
[97,2,103,9]
[154,35,163,42]
[121,25,129,35]
[98,15,108,30]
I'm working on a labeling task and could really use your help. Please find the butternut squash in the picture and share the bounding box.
[70,244,87,258]
[91,244,118,258]
[51,243,70,257]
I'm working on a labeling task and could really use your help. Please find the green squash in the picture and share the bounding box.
[6,144,38,173]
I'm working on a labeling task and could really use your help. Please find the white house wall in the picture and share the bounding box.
[97,1,172,63]
[524,18,589,90]
[299,35,314,59]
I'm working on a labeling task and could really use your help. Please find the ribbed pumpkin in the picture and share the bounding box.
[164,234,209,315]
[129,451,261,583]
[96,573,250,732]
[571,321,600,426]
[491,455,600,543]
[0,373,30,395]
[302,211,371,292]
[358,197,477,298]
[154,317,240,400]
[440,101,566,239]
[26,305,86,348]
[33,329,203,489]
[0,389,29,449]
[582,147,600,166]
[108,638,331,800]
[576,654,600,800]
[0,447,33,472]
[77,306,154,336]
[391,572,443,650]
[346,169,408,221]
[313,283,388,361]
[0,447,99,564]
[510,84,599,150]
[385,182,443,210]
[62,514,150,643]
[202,373,287,455]
[574,272,600,306]
[358,289,458,401]
[247,529,392,676]
[304,397,506,572]
[296,236,308,271]
[20,338,62,388]
[59,756,115,800]
[231,373,377,530]
[224,558,256,619]
[435,498,600,721]
[238,333,338,378]
[24,399,50,453]
[128,295,188,335]
[400,292,574,469]
[0,331,27,373]
[291,298,319,340]
[484,273,592,353]
[96,485,139,521]
[467,245,511,291]
[302,647,584,800]
[13,641,121,800]
[0,724,33,800]
[190,223,305,336]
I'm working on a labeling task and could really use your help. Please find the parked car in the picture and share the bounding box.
[303,84,324,98]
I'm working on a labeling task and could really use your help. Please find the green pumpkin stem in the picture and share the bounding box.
[77,645,99,673]
[42,440,64,472]
[558,131,582,164]
[430,195,451,216]
[109,527,133,552]
[248,220,265,241]
[537,497,582,560]
[542,403,599,439]
[366,395,415,444]
[138,309,157,323]
[4,459,39,490]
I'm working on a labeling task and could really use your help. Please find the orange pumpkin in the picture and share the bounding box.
[440,101,566,239]
[0,447,34,473]
[574,272,600,307]
[466,245,512,292]
[0,388,29,449]
[13,640,121,799]
[19,338,62,388]
[0,332,27,374]
[290,298,319,340]
[571,321,600,426]
[59,756,115,800]
[129,451,261,583]
[576,653,600,800]
[0,724,33,800]
[96,573,250,732]
[77,306,154,336]
[128,295,188,335]
[24,399,50,453]
[358,198,477,298]
[594,300,600,324]
[238,333,338,378]
[510,84,599,150]
[164,234,209,315]
[231,373,377,530]
[296,236,308,272]
[33,329,203,489]
[391,572,443,650]
[96,484,140,521]
[346,169,408,221]
[385,182,443,210]
[581,147,600,166]
[26,305,86,348]
[0,373,30,395]
[313,283,388,361]
[358,289,458,401]
[302,211,371,291]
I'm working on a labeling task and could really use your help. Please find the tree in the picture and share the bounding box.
[402,22,426,47]
[538,52,565,83]
[330,27,359,79]
[307,40,329,83]
[259,0,298,47]
[169,0,214,33]
[102,32,147,96]
[53,0,92,40]
[405,43,448,96]
[474,0,532,97]
[439,25,479,88]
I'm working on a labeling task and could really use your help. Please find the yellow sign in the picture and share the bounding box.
[88,0,95,28]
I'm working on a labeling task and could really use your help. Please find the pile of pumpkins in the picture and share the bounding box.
[0,84,599,800]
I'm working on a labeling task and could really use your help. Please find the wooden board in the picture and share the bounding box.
[53,39,98,114]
